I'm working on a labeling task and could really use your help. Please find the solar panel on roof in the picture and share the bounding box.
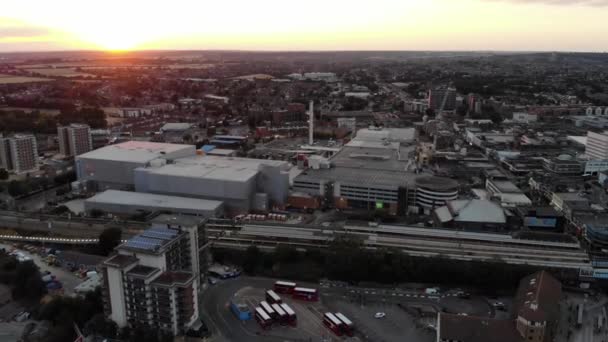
[125,235,164,251]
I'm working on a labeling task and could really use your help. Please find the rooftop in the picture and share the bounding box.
[489,179,522,193]
[354,127,416,143]
[77,141,194,163]
[127,265,160,278]
[103,254,139,269]
[416,176,459,191]
[151,271,194,287]
[436,199,506,224]
[514,271,562,323]
[85,190,223,213]
[138,155,289,182]
[118,226,184,254]
[161,123,193,132]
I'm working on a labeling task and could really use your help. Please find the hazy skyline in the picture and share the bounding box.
[1,0,607,52]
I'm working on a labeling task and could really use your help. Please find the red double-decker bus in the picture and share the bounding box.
[273,280,297,294]
[260,301,277,320]
[271,303,288,325]
[255,307,272,330]
[280,303,297,327]
[292,287,318,301]
[323,312,343,336]
[335,312,355,336]
[265,289,282,304]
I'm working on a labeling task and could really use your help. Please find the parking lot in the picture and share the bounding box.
[233,286,357,341]
[201,277,359,341]
[323,300,434,342]
[201,276,491,342]
[0,242,83,295]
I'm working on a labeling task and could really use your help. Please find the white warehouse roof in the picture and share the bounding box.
[78,141,195,163]
[85,190,223,213]
[137,155,290,182]
[435,199,506,224]
[161,123,193,132]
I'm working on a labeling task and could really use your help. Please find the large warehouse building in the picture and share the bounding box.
[134,155,291,214]
[84,190,224,217]
[76,141,195,190]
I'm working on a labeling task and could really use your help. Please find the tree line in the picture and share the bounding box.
[213,236,547,292]
[0,107,106,135]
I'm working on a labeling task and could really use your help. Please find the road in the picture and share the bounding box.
[0,242,82,295]
[201,276,329,342]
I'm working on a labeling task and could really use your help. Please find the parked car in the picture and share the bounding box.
[374,312,386,319]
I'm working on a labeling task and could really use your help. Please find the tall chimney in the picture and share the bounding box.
[308,100,314,145]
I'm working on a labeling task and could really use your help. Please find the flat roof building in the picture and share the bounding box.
[76,141,195,190]
[134,155,290,214]
[84,190,224,217]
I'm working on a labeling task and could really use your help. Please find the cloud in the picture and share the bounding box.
[0,18,51,39]
[482,0,608,5]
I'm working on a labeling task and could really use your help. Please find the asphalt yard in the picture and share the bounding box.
[201,276,438,342]
[322,301,435,342]
[234,286,352,341]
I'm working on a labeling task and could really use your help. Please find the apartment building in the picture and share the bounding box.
[428,87,456,111]
[57,124,93,157]
[0,134,39,174]
[586,131,608,160]
[101,216,207,335]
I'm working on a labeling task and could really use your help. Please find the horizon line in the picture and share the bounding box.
[1,48,607,55]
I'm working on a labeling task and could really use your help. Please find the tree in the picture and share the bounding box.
[84,313,118,338]
[0,168,8,180]
[7,180,28,197]
[98,227,122,256]
[243,245,261,275]
[12,260,46,300]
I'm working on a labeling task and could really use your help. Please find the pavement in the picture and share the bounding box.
[321,300,434,342]
[0,242,83,295]
[200,276,493,342]
[559,293,608,342]
[0,322,26,342]
[201,276,334,342]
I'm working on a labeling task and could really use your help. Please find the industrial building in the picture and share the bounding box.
[76,141,292,215]
[84,190,224,217]
[76,141,195,190]
[293,127,458,215]
[0,134,39,174]
[433,199,507,231]
[101,216,206,336]
[57,124,93,157]
[134,155,290,214]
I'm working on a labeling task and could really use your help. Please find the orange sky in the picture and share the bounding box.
[0,0,607,52]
